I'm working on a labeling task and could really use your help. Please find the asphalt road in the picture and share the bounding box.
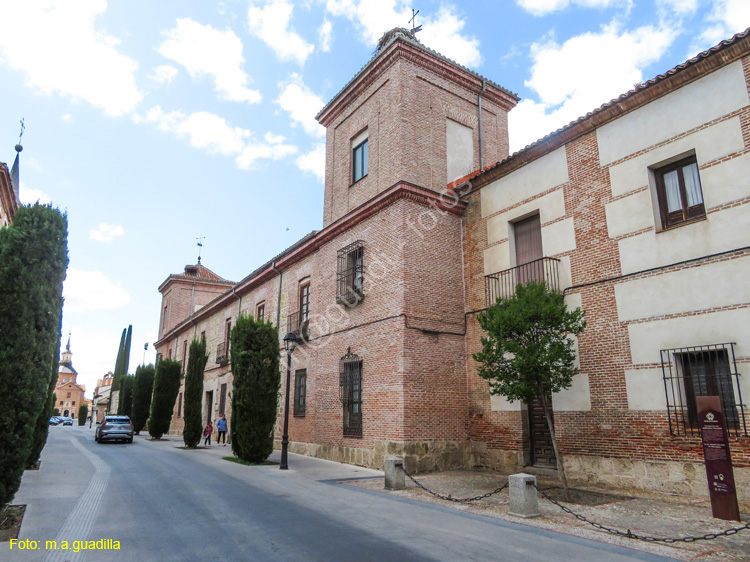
[4,426,679,562]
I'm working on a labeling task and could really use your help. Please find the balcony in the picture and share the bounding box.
[287,311,309,343]
[484,257,561,306]
[215,342,229,365]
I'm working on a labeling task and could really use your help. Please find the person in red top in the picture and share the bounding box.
[203,420,213,446]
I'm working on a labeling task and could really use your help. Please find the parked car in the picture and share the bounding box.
[49,416,62,425]
[62,418,74,426]
[95,415,133,443]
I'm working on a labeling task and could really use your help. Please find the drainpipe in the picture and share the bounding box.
[232,286,242,317]
[271,261,283,330]
[478,79,486,171]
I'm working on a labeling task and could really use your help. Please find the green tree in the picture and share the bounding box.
[183,338,208,448]
[474,280,585,500]
[118,374,135,418]
[0,204,68,507]
[77,405,88,426]
[112,325,132,409]
[131,365,155,435]
[28,367,59,469]
[148,359,182,440]
[230,315,280,463]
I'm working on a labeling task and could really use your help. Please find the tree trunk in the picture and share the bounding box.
[539,392,572,501]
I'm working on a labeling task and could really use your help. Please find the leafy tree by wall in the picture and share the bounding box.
[230,315,280,463]
[474,280,585,500]
[77,405,88,426]
[0,204,68,507]
[183,338,208,448]
[131,365,155,435]
[148,359,182,440]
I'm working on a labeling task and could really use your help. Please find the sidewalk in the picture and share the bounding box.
[184,436,750,561]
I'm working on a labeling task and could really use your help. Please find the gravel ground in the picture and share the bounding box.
[344,470,750,561]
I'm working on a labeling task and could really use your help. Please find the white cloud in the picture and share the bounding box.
[158,18,261,104]
[296,143,325,181]
[509,23,676,152]
[19,182,52,205]
[692,0,750,54]
[248,0,315,66]
[149,64,179,84]
[143,106,297,170]
[516,0,622,17]
[63,268,131,314]
[658,0,698,16]
[89,223,124,242]
[276,74,326,137]
[0,1,142,116]
[324,1,481,67]
[318,19,333,52]
[61,114,73,122]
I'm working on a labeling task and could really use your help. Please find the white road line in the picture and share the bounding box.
[41,434,111,562]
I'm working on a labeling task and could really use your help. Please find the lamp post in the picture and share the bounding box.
[280,332,297,470]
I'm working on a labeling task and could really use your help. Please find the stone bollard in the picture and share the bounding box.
[384,457,406,490]
[508,473,540,518]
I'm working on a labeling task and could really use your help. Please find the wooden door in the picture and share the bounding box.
[528,394,556,467]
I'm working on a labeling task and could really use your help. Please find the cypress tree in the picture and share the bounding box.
[0,204,68,507]
[77,405,88,426]
[27,333,62,469]
[131,365,155,435]
[118,375,135,418]
[183,338,208,448]
[111,325,132,410]
[230,315,280,463]
[148,359,182,440]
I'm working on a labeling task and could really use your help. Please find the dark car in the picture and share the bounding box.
[62,418,74,426]
[49,416,63,425]
[95,415,134,443]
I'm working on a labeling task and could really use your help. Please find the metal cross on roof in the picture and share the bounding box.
[409,8,422,34]
[196,234,205,264]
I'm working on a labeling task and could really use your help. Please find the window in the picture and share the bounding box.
[72,401,75,406]
[63,378,68,383]
[287,281,311,341]
[219,383,227,416]
[294,369,306,416]
[337,241,364,306]
[352,130,368,183]
[182,340,188,373]
[162,305,168,332]
[256,302,265,322]
[177,392,183,417]
[661,343,747,437]
[59,401,63,406]
[655,155,705,229]
[67,392,71,398]
[299,282,310,324]
[339,349,362,436]
[200,331,206,342]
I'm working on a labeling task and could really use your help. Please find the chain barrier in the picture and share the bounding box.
[533,483,750,543]
[399,465,508,503]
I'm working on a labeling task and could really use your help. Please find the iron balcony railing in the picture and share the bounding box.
[287,311,309,343]
[215,342,229,365]
[484,257,561,306]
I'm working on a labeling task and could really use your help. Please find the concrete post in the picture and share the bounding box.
[508,473,540,518]
[384,457,405,490]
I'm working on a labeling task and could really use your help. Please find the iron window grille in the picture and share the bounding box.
[215,342,229,364]
[484,257,561,307]
[337,240,365,306]
[294,369,307,416]
[287,311,309,342]
[339,348,362,436]
[660,343,747,437]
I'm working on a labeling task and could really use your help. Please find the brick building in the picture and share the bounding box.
[155,28,750,499]
[55,337,88,419]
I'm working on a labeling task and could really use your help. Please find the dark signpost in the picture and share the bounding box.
[696,396,740,521]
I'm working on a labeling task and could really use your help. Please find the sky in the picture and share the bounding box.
[0,0,748,399]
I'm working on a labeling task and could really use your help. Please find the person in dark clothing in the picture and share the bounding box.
[216,414,228,446]
[203,420,213,446]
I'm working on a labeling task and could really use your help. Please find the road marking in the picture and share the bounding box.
[42,434,111,562]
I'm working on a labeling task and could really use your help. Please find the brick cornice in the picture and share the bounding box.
[156,182,466,346]
[467,29,750,192]
[318,39,518,126]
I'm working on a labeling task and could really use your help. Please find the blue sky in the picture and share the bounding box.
[0,0,748,398]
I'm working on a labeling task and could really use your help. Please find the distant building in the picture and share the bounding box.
[92,372,114,423]
[55,336,88,418]
[156,27,750,500]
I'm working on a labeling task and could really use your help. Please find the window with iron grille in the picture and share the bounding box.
[660,343,747,437]
[337,241,364,306]
[339,349,362,436]
[219,383,227,416]
[294,369,306,416]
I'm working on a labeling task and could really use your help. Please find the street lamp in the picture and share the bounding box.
[280,331,297,470]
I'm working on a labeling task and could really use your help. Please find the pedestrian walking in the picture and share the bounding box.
[217,414,228,446]
[203,420,213,446]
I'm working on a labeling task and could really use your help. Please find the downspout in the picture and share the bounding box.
[232,286,242,317]
[271,261,283,330]
[478,79,486,171]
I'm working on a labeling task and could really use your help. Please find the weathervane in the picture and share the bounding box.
[18,118,25,144]
[196,235,205,264]
[409,8,422,34]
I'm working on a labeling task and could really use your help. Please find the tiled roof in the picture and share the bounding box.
[158,263,235,292]
[470,27,750,186]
